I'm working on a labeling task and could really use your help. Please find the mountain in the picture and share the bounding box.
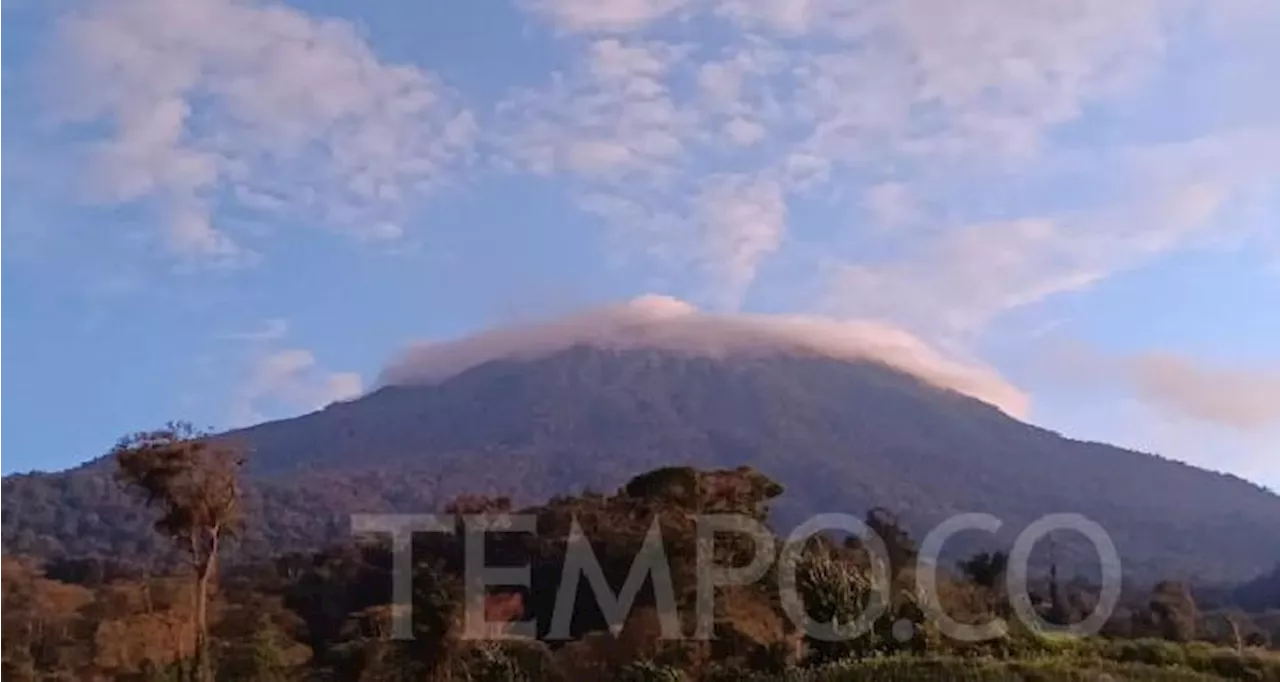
[4,344,1279,583]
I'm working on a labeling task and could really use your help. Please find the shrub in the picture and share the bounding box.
[618,658,686,682]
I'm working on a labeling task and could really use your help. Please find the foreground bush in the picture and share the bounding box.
[739,655,1229,681]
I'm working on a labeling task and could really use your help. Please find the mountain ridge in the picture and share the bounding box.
[3,345,1277,583]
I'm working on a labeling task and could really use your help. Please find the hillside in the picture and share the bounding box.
[4,344,1278,583]
[2,342,1280,583]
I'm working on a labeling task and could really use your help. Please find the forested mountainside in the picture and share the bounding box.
[5,346,1279,582]
[5,464,1280,681]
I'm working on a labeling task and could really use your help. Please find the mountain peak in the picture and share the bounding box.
[377,295,1029,417]
[7,340,1278,582]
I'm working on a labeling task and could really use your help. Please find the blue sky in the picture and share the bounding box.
[2,0,1278,487]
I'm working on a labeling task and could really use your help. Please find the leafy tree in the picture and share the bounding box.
[1147,580,1199,642]
[959,551,1009,591]
[214,613,307,682]
[794,544,875,664]
[860,507,918,587]
[113,422,245,682]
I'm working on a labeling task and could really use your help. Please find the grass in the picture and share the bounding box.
[747,656,1231,681]
[724,639,1280,682]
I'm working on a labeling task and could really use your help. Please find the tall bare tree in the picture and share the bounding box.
[113,421,245,682]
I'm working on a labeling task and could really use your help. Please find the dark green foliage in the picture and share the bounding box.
[618,658,687,682]
[5,463,1280,682]
[624,467,702,505]
[452,641,557,682]
[793,545,877,664]
[742,655,1234,681]
[959,552,1009,591]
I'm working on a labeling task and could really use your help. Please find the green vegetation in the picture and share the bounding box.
[3,422,1278,680]
[738,656,1237,681]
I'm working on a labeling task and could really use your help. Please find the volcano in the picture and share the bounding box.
[4,300,1277,583]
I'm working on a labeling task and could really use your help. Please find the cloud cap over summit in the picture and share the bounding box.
[378,295,1029,417]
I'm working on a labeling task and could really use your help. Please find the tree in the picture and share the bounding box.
[794,544,875,664]
[849,507,917,590]
[113,422,245,682]
[958,551,1008,591]
[1147,580,1198,642]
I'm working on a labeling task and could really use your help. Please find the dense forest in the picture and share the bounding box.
[4,425,1279,681]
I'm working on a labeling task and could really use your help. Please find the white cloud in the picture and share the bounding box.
[728,0,1182,163]
[168,201,245,261]
[716,0,821,34]
[824,122,1280,341]
[723,117,765,146]
[378,294,1029,417]
[230,347,363,426]
[499,35,806,307]
[502,38,692,179]
[222,317,290,342]
[501,36,797,306]
[522,0,695,32]
[696,175,787,309]
[863,183,916,228]
[56,0,475,260]
[827,202,1178,340]
[1046,343,1280,432]
[1128,353,1280,431]
[48,0,1277,302]
[500,0,1273,314]
[221,317,362,425]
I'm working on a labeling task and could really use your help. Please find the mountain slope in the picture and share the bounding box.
[4,345,1278,582]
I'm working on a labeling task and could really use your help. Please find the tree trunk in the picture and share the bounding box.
[1228,614,1243,652]
[192,530,219,682]
[194,561,211,682]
